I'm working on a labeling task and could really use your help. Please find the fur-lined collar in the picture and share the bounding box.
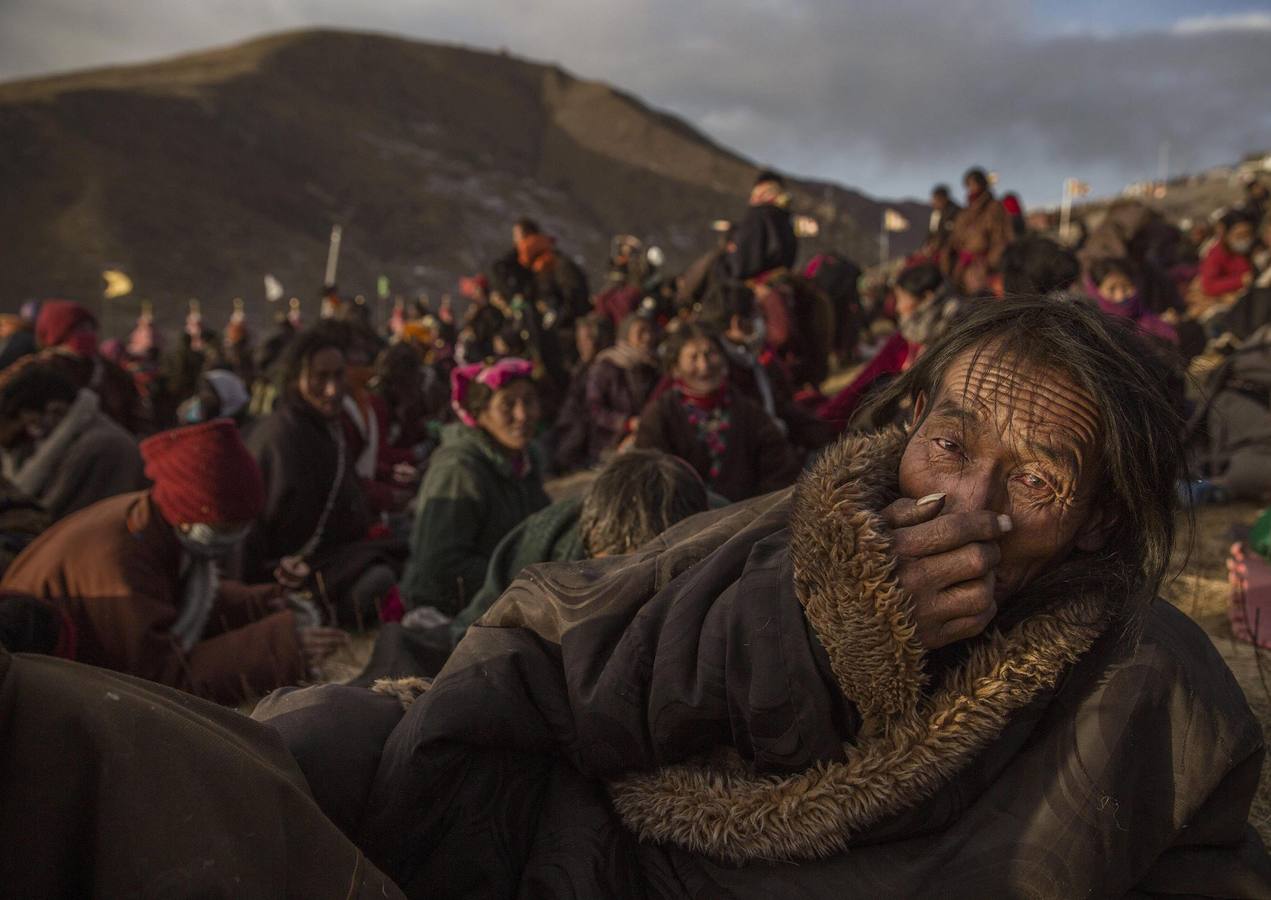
[609,428,1109,864]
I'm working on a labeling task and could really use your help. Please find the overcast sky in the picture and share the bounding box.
[2,1,1268,205]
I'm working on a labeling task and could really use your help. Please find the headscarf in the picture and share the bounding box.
[450,357,533,427]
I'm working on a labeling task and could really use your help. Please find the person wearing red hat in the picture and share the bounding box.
[24,299,149,434]
[0,419,346,703]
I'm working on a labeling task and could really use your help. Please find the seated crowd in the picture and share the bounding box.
[1,168,1271,897]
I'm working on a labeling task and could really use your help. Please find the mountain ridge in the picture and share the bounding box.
[0,28,926,333]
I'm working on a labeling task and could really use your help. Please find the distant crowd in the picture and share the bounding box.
[1,166,1269,698]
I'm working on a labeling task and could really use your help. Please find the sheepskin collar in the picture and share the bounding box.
[609,427,1110,864]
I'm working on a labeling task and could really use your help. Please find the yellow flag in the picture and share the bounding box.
[883,209,910,232]
[1064,178,1091,197]
[102,269,133,299]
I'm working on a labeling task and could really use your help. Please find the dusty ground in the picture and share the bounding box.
[1162,502,1271,844]
[302,498,1271,845]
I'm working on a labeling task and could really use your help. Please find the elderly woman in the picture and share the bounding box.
[262,297,1270,898]
[401,358,549,615]
[635,324,800,501]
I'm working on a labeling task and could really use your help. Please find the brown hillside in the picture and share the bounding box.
[0,29,926,334]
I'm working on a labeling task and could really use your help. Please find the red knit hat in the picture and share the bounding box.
[140,419,265,525]
[35,300,96,349]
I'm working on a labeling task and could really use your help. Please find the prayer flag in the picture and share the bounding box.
[883,209,910,232]
[102,269,133,299]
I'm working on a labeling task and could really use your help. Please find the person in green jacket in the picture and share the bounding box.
[448,449,711,643]
[402,358,549,614]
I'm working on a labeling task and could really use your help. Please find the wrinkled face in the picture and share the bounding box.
[674,337,726,395]
[1096,271,1136,303]
[299,347,346,419]
[625,319,655,355]
[477,379,541,452]
[897,347,1110,604]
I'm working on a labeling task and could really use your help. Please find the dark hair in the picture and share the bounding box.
[579,450,709,556]
[279,322,346,392]
[1088,257,1140,287]
[577,312,616,349]
[754,169,785,188]
[1220,210,1256,231]
[0,363,77,417]
[0,594,63,654]
[963,168,989,190]
[514,217,541,236]
[895,263,944,297]
[932,184,951,200]
[1000,235,1080,295]
[661,323,720,374]
[863,297,1184,640]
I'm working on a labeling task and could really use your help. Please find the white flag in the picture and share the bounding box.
[793,214,820,237]
[883,209,910,232]
[264,274,284,302]
[1065,178,1091,197]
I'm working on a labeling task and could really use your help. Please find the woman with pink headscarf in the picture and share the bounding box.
[401,358,549,614]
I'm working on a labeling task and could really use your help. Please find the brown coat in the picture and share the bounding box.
[344,429,1267,898]
[0,646,405,898]
[0,490,304,703]
[945,190,1014,273]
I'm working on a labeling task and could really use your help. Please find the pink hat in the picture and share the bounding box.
[450,357,533,427]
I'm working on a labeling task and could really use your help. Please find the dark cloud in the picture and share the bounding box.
[1,1,1267,203]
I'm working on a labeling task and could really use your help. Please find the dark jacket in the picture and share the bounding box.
[0,491,304,703]
[245,395,373,580]
[586,350,659,457]
[551,361,595,473]
[448,494,585,643]
[1188,326,1271,501]
[401,424,549,614]
[263,430,1270,899]
[729,203,798,281]
[635,387,801,502]
[0,646,403,898]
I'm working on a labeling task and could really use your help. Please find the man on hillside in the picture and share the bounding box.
[727,169,798,281]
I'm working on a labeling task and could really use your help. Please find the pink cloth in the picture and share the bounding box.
[450,357,534,427]
[1084,275,1178,345]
